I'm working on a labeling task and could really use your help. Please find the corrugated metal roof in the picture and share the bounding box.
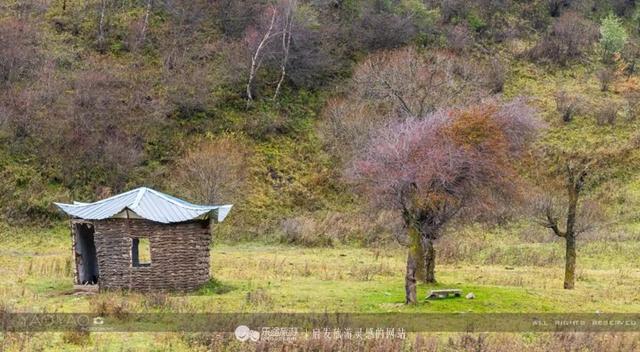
[54,187,232,224]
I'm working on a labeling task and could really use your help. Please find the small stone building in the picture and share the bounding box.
[55,187,232,292]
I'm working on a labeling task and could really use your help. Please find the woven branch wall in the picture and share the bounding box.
[93,218,211,292]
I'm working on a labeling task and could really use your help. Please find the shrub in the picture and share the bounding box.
[485,58,506,93]
[596,67,615,91]
[90,295,130,319]
[279,211,400,247]
[623,90,640,121]
[355,6,418,51]
[447,24,473,53]
[0,18,39,85]
[441,0,468,23]
[596,103,618,126]
[611,0,636,16]
[214,0,264,38]
[528,12,597,66]
[600,13,628,60]
[285,21,347,90]
[547,0,572,17]
[633,7,640,33]
[466,10,487,32]
[349,262,394,281]
[171,135,250,204]
[555,90,580,122]
[621,42,640,77]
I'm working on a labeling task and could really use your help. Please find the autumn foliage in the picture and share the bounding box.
[348,99,540,217]
[346,99,541,303]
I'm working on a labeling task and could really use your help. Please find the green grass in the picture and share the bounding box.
[1,225,639,315]
[2,225,640,350]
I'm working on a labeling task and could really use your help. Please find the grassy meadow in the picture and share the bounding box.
[1,220,640,351]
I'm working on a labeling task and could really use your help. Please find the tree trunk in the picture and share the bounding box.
[405,249,417,304]
[564,233,576,289]
[422,237,436,283]
[273,0,294,100]
[246,7,276,103]
[563,170,580,290]
[97,0,106,53]
[138,0,152,48]
[405,225,421,304]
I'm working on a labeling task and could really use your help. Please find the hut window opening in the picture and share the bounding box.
[131,237,151,267]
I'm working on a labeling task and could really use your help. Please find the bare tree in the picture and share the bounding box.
[528,11,597,66]
[172,135,250,204]
[273,0,295,100]
[534,140,634,289]
[245,1,299,103]
[97,0,107,53]
[351,47,483,119]
[0,18,39,85]
[322,47,487,166]
[138,0,153,47]
[346,99,541,303]
[246,6,277,102]
[536,159,592,289]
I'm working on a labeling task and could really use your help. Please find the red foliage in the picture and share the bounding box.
[346,98,541,232]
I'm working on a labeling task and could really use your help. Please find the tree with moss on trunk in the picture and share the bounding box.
[536,157,596,289]
[534,145,633,289]
[346,99,541,304]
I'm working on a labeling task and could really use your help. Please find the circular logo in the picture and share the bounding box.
[235,325,251,342]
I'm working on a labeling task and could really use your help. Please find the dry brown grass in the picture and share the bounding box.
[90,294,130,319]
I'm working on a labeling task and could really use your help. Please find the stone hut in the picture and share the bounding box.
[55,187,232,292]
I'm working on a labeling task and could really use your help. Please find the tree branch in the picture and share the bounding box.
[545,209,566,237]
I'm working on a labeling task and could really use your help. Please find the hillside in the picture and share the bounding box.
[1,1,640,239]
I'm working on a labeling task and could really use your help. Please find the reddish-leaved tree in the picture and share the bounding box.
[346,99,541,304]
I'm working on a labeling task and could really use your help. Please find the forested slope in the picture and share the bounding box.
[2,0,640,245]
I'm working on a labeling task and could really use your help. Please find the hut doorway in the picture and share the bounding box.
[73,222,99,285]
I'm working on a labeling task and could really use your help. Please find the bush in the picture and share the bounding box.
[596,103,618,126]
[0,18,39,85]
[547,0,572,17]
[623,90,640,121]
[555,90,580,122]
[611,0,636,16]
[467,10,487,33]
[441,0,468,23]
[621,42,640,77]
[90,295,130,319]
[355,6,418,51]
[633,7,640,33]
[600,13,628,60]
[447,24,473,53]
[596,67,615,91]
[485,58,506,93]
[528,12,597,66]
[171,134,250,204]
